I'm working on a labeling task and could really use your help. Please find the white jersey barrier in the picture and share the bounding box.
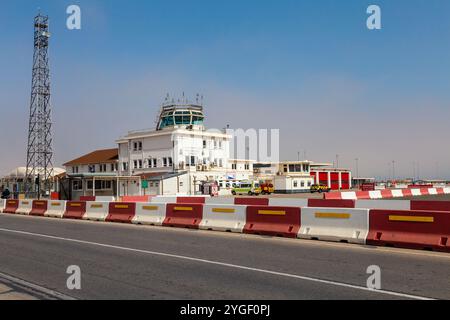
[355,200,411,210]
[132,203,167,225]
[200,204,247,233]
[0,199,5,213]
[444,187,450,194]
[391,189,404,198]
[298,208,370,244]
[83,201,109,221]
[268,198,308,207]
[341,192,357,200]
[45,200,66,218]
[411,189,422,196]
[368,190,382,199]
[204,197,235,205]
[428,188,438,195]
[95,196,116,202]
[151,196,178,204]
[16,200,33,215]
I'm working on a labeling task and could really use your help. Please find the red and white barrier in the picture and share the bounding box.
[325,187,450,200]
[0,199,5,213]
[5,195,450,253]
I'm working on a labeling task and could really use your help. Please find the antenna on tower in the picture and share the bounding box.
[25,12,54,198]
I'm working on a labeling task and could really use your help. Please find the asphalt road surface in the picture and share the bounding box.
[0,213,449,300]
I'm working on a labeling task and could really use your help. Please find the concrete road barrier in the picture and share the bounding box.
[64,201,87,219]
[83,202,109,221]
[15,200,33,215]
[132,203,167,225]
[106,202,136,224]
[355,200,411,210]
[45,200,66,218]
[29,200,48,217]
[163,204,203,229]
[299,208,369,244]
[367,209,450,252]
[244,206,301,238]
[200,204,247,233]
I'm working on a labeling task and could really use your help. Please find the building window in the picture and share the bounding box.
[168,157,173,167]
[293,181,298,188]
[72,180,83,191]
[133,160,138,169]
[153,159,157,168]
[72,166,79,174]
[87,180,112,190]
[138,160,143,169]
[122,162,128,171]
[219,140,222,149]
[301,181,305,187]
[308,181,312,187]
[88,165,96,173]
[163,158,167,167]
[203,140,207,148]
[133,141,143,151]
[232,164,237,170]
[245,164,250,170]
[99,164,107,172]
[219,159,223,167]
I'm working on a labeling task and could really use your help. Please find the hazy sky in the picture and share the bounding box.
[1,0,449,180]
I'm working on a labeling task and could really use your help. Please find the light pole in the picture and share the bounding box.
[355,158,359,188]
[336,154,339,168]
[392,160,396,181]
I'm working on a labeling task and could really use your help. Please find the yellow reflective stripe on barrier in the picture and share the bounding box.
[35,202,45,205]
[115,205,129,209]
[21,201,30,205]
[389,215,434,223]
[315,212,351,219]
[69,203,81,207]
[142,206,159,211]
[8,201,17,204]
[212,208,236,213]
[90,204,103,208]
[174,207,193,211]
[258,210,286,216]
[51,202,60,206]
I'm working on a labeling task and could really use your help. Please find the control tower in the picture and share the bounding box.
[156,94,205,131]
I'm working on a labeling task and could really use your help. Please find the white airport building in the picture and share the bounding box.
[115,97,254,196]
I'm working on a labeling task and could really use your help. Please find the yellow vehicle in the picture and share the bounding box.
[310,184,331,193]
[231,181,262,196]
[260,182,275,195]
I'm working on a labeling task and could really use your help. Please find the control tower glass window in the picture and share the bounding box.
[157,104,205,130]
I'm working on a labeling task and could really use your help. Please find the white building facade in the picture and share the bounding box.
[116,100,254,195]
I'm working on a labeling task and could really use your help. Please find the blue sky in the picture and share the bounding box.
[1,0,450,179]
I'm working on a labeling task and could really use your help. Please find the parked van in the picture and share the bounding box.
[231,182,261,196]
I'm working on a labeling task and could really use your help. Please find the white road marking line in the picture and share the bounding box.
[0,227,434,300]
[0,272,75,300]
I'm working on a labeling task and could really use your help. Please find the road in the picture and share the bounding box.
[0,213,449,300]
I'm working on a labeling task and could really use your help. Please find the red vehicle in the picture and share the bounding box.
[260,183,275,195]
